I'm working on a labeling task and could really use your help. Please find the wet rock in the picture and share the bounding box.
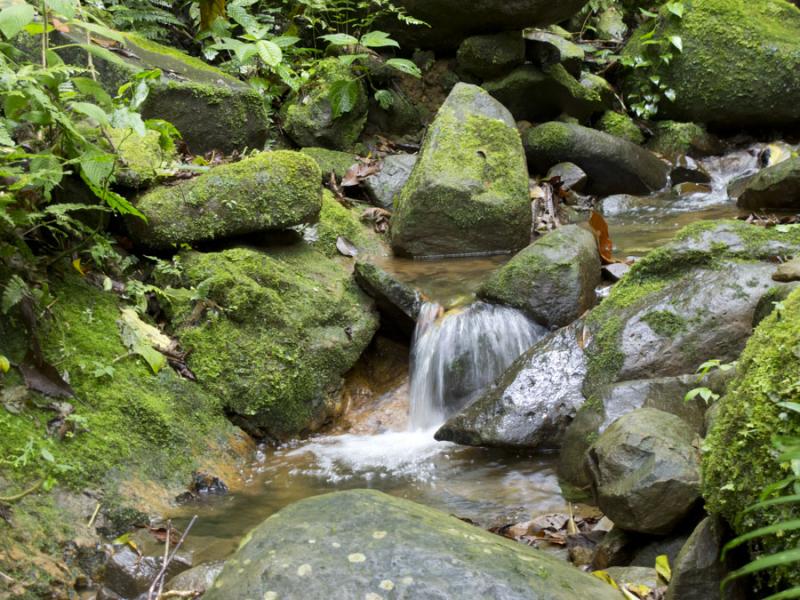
[524,30,585,77]
[602,263,630,282]
[281,58,367,150]
[666,517,730,600]
[773,257,800,282]
[190,471,228,496]
[385,0,592,50]
[738,157,800,210]
[435,322,587,449]
[670,156,711,185]
[547,162,587,192]
[103,545,188,598]
[629,528,692,569]
[478,225,601,328]
[165,561,224,597]
[203,490,622,600]
[129,151,322,249]
[585,408,701,535]
[605,566,659,589]
[391,83,531,258]
[591,527,639,570]
[524,122,669,195]
[363,153,417,210]
[596,111,644,145]
[598,194,641,217]
[300,147,358,180]
[354,261,422,336]
[623,0,800,128]
[457,31,525,80]
[646,121,720,161]
[484,65,611,123]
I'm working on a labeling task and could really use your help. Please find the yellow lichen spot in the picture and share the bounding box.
[372,531,387,540]
[308,539,316,544]
[214,580,224,589]
[365,594,383,600]
[348,553,367,563]
[379,580,395,591]
[401,576,414,585]
[263,592,278,600]
[483,549,492,554]
[297,563,312,577]
[332,542,341,548]
[243,559,252,565]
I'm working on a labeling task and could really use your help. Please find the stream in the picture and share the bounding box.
[168,140,784,569]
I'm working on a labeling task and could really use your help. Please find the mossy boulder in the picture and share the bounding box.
[703,285,800,589]
[457,31,525,80]
[525,30,585,77]
[622,0,800,128]
[646,121,719,160]
[596,111,644,145]
[108,128,178,189]
[204,490,622,600]
[161,244,378,439]
[300,147,358,180]
[524,121,669,195]
[18,28,269,154]
[129,151,322,249]
[311,191,385,258]
[391,83,531,258]
[281,58,368,150]
[483,65,611,124]
[478,225,601,328]
[738,157,800,211]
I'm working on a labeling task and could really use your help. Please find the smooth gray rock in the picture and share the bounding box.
[524,122,669,195]
[666,517,728,600]
[165,561,224,596]
[605,566,659,590]
[435,322,587,449]
[457,31,525,80]
[478,225,600,328]
[738,157,800,211]
[203,490,622,600]
[354,261,422,336]
[547,162,587,192]
[363,153,417,210]
[391,83,531,258]
[585,408,701,535]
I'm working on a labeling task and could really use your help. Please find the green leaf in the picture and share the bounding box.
[70,101,110,126]
[374,89,393,110]
[385,58,422,78]
[45,0,77,19]
[117,307,169,374]
[110,108,146,137]
[255,39,282,67]
[669,35,683,52]
[272,35,299,48]
[320,33,359,47]
[778,401,800,415]
[328,79,360,119]
[359,30,399,49]
[655,555,671,583]
[639,8,658,18]
[666,2,684,18]
[0,355,10,373]
[762,587,800,600]
[337,53,367,66]
[721,519,800,560]
[72,77,113,108]
[664,88,677,102]
[0,121,14,147]
[744,493,800,514]
[722,548,800,588]
[0,3,36,40]
[72,21,127,45]
[40,447,55,463]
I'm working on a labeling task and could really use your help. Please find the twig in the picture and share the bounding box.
[158,591,199,599]
[0,570,16,584]
[147,516,196,600]
[157,521,171,599]
[0,480,43,503]
[87,502,101,528]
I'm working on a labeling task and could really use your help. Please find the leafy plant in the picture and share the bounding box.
[684,359,734,405]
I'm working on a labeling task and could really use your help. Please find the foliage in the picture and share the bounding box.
[620,2,684,118]
[684,359,734,405]
[103,0,187,42]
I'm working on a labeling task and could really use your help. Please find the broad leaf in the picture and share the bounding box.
[45,0,77,19]
[255,39,282,67]
[0,3,36,40]
[320,33,359,47]
[374,89,393,110]
[70,101,110,126]
[73,76,113,108]
[328,79,360,119]
[669,35,683,52]
[272,35,300,48]
[666,2,684,18]
[359,30,399,49]
[385,58,422,78]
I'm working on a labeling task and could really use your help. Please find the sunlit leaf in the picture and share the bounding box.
[70,101,110,126]
[255,39,282,67]
[385,58,421,78]
[669,35,683,52]
[359,30,399,49]
[320,32,359,46]
[0,355,10,373]
[0,3,36,40]
[44,0,77,19]
[655,554,671,583]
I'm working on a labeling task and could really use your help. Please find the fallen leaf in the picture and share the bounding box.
[342,158,380,187]
[50,17,69,32]
[19,351,74,398]
[1,386,28,414]
[655,554,671,583]
[336,236,359,258]
[361,207,391,233]
[0,354,9,373]
[117,308,172,374]
[589,210,615,264]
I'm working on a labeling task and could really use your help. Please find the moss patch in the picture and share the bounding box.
[597,111,644,145]
[641,310,687,337]
[314,191,385,258]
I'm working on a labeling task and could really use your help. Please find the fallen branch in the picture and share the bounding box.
[158,591,201,599]
[147,515,197,600]
[0,480,42,503]
[0,570,16,584]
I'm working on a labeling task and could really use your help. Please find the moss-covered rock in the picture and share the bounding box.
[478,225,601,328]
[391,83,531,258]
[703,285,800,589]
[524,121,669,195]
[457,31,525,80]
[622,0,800,128]
[129,151,322,249]
[738,157,800,211]
[162,244,378,439]
[281,58,367,150]
[312,191,385,258]
[646,121,719,160]
[483,65,611,123]
[300,147,358,180]
[108,128,178,189]
[525,30,585,77]
[596,111,644,145]
[204,489,622,600]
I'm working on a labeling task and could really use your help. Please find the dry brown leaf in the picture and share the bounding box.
[589,210,615,264]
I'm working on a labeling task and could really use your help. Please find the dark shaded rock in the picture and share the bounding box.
[203,490,621,600]
[367,88,425,136]
[435,322,586,449]
[457,31,525,80]
[605,566,659,589]
[524,122,669,195]
[547,162,587,192]
[599,194,641,217]
[670,155,711,185]
[773,257,800,282]
[738,157,800,211]
[363,153,417,210]
[484,65,611,123]
[354,261,422,336]
[525,30,585,76]
[478,225,601,328]
[591,527,639,570]
[629,529,692,569]
[666,517,730,600]
[190,471,228,496]
[391,83,531,258]
[103,546,187,598]
[585,408,701,535]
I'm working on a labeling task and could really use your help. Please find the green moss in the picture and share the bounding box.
[641,310,687,337]
[314,191,383,258]
[597,111,644,145]
[646,121,710,159]
[162,243,378,439]
[703,286,800,588]
[300,147,358,180]
[108,127,177,189]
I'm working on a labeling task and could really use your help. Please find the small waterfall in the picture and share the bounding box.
[408,301,546,430]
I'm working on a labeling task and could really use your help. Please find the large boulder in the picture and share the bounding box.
[203,490,622,600]
[435,322,587,449]
[483,65,612,123]
[391,83,531,258]
[585,408,701,535]
[737,157,800,211]
[386,0,591,50]
[19,28,269,154]
[160,245,378,439]
[524,122,669,195]
[478,225,600,328]
[666,517,734,600]
[129,151,321,249]
[622,0,800,128]
[457,31,525,80]
[281,58,368,150]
